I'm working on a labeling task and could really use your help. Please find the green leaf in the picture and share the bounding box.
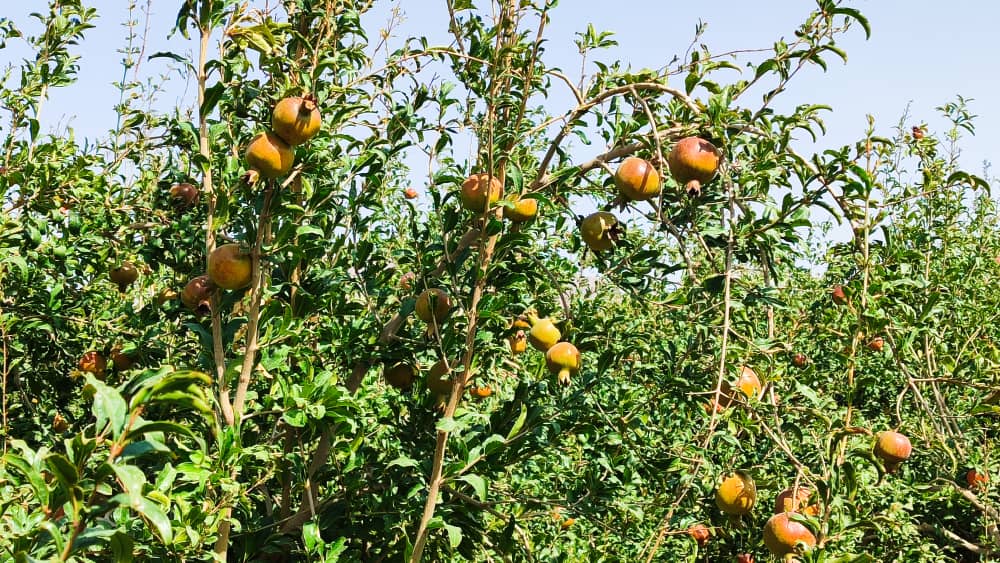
[86,374,128,439]
[458,474,487,501]
[45,453,78,487]
[444,523,463,548]
[506,403,527,440]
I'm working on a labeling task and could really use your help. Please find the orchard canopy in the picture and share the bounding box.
[1,1,998,561]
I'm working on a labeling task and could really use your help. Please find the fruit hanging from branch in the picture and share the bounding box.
[460,173,504,212]
[774,486,820,516]
[715,471,757,515]
[271,96,321,146]
[509,330,527,355]
[687,523,710,547]
[546,341,580,385]
[78,351,107,379]
[734,366,762,399]
[667,137,720,197]
[181,275,215,316]
[762,512,816,557]
[109,346,134,371]
[867,336,885,352]
[791,352,808,368]
[874,430,912,472]
[246,131,295,180]
[404,187,418,199]
[383,362,416,390]
[831,285,848,306]
[614,157,661,201]
[503,197,538,222]
[168,182,199,209]
[109,262,138,292]
[580,211,622,252]
[415,288,451,325]
[427,359,458,410]
[526,312,560,352]
[208,243,252,291]
[966,469,989,491]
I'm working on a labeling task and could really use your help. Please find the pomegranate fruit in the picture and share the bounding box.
[614,157,661,201]
[52,413,69,433]
[715,471,756,515]
[460,173,503,212]
[208,243,252,290]
[774,486,820,516]
[169,182,199,209]
[509,330,527,355]
[912,126,925,140]
[384,362,416,390]
[404,187,418,199]
[867,336,885,352]
[737,554,755,563]
[831,285,848,306]
[526,312,560,352]
[415,288,451,324]
[399,271,416,291]
[245,131,294,179]
[966,469,989,491]
[271,96,321,146]
[791,352,808,368]
[763,512,816,557]
[560,517,576,529]
[109,346,134,371]
[580,211,621,252]
[470,385,493,399]
[503,198,538,222]
[78,351,107,378]
[182,275,214,316]
[874,430,912,470]
[687,523,710,547]
[546,341,580,385]
[512,316,531,330]
[667,137,720,197]
[427,359,457,396]
[734,366,762,399]
[110,262,139,292]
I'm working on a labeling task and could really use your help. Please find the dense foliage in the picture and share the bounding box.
[0,1,996,561]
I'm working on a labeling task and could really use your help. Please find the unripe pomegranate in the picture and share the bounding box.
[110,262,139,292]
[580,211,620,252]
[208,244,252,290]
[384,362,416,390]
[831,285,848,306]
[271,96,321,146]
[245,131,294,179]
[546,341,580,385]
[169,182,199,209]
[526,313,560,352]
[415,288,451,324]
[504,198,538,222]
[460,173,503,212]
[109,346,135,371]
[774,486,820,516]
[52,413,69,433]
[614,157,660,201]
[867,336,885,352]
[763,512,816,557]
[509,330,527,355]
[78,351,107,378]
[182,275,214,316]
[715,471,756,515]
[874,430,912,470]
[966,469,989,491]
[791,353,808,368]
[404,187,418,199]
[470,385,493,399]
[427,359,458,396]
[687,523,710,547]
[667,137,720,197]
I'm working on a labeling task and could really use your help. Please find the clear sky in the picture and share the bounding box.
[5,1,998,179]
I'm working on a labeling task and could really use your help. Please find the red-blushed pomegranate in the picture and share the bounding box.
[687,523,710,546]
[867,336,885,352]
[208,244,252,290]
[774,486,820,516]
[791,352,808,368]
[715,471,756,515]
[109,346,135,371]
[415,288,451,324]
[874,430,912,470]
[399,271,416,291]
[667,137,720,197]
[966,469,989,491]
[580,211,621,252]
[736,554,755,563]
[246,131,294,179]
[614,157,661,201]
[169,182,199,209]
[503,198,538,222]
[912,126,925,140]
[526,312,560,352]
[182,275,215,316]
[831,285,848,306]
[546,341,580,385]
[110,262,138,292]
[404,187,418,199]
[469,385,493,399]
[509,330,527,355]
[78,351,107,378]
[52,413,69,433]
[763,512,816,557]
[383,362,416,390]
[460,173,503,212]
[271,96,321,146]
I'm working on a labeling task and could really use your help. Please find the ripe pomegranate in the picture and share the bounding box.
[774,486,820,516]
[110,262,139,292]
[245,131,295,179]
[703,398,725,415]
[874,430,912,470]
[169,182,199,209]
[415,288,451,324]
[208,244,252,290]
[667,137,720,197]
[734,366,762,399]
[912,126,925,140]
[78,351,107,378]
[404,187,418,199]
[181,275,215,316]
[791,353,808,368]
[580,211,621,252]
[687,523,710,547]
[763,512,816,557]
[52,413,69,433]
[399,271,416,291]
[546,341,580,385]
[271,96,321,146]
[503,198,538,222]
[614,157,661,201]
[460,173,503,212]
[715,471,756,515]
[560,517,576,529]
[470,385,493,399]
[736,554,755,563]
[509,330,527,355]
[966,469,989,491]
[526,312,560,352]
[384,362,416,390]
[109,346,135,371]
[867,336,885,352]
[831,285,848,306]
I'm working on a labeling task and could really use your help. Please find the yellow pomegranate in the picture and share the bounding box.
[509,330,528,355]
[580,212,620,252]
[614,157,661,201]
[546,341,580,385]
[667,137,720,197]
[734,366,762,399]
[271,96,321,146]
[715,471,756,515]
[245,131,294,179]
[415,288,451,324]
[526,312,560,352]
[207,244,252,290]
[460,173,503,212]
[504,197,538,222]
[874,430,912,470]
[763,512,816,557]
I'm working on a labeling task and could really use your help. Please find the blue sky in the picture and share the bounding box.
[5,1,998,178]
